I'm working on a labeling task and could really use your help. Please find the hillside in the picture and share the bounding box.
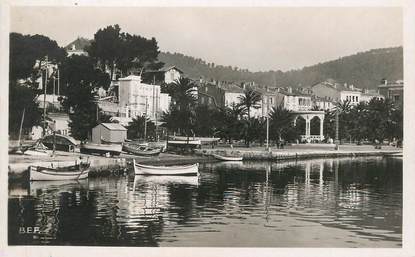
[158,47,403,89]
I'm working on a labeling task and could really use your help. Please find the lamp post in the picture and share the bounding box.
[266,96,270,152]
[335,110,340,150]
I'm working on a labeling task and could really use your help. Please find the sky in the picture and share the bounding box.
[10,6,402,72]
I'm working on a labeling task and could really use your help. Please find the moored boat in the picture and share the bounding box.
[212,153,243,161]
[134,175,199,186]
[29,162,90,181]
[133,159,198,176]
[80,143,122,156]
[123,143,161,156]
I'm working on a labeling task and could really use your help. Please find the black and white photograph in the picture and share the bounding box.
[2,0,415,256]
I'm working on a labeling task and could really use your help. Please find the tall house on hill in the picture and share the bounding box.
[378,80,403,107]
[143,66,183,85]
[64,37,91,57]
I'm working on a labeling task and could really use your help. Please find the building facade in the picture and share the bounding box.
[118,75,161,120]
[378,80,403,107]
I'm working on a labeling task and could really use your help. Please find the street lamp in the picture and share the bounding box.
[335,110,340,150]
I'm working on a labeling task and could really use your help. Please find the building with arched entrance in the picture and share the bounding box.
[292,110,325,142]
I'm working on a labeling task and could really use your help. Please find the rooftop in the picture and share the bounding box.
[98,123,127,131]
[64,37,91,51]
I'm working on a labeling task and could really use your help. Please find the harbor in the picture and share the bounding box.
[8,144,402,180]
[9,155,403,247]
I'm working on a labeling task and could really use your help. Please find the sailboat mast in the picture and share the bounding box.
[17,108,25,150]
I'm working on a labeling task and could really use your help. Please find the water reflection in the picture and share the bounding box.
[8,156,402,247]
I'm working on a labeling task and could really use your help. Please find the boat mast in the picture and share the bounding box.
[42,56,48,136]
[17,108,25,151]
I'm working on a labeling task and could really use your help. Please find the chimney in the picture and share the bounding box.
[288,87,292,94]
[384,80,388,85]
[350,84,354,90]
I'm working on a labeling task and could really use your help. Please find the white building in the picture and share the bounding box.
[118,75,162,121]
[161,66,183,84]
[360,89,385,103]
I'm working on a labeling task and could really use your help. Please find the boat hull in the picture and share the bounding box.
[80,143,122,156]
[133,160,198,176]
[123,144,161,156]
[29,166,89,181]
[212,154,243,161]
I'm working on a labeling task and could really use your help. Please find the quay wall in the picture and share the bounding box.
[195,149,402,160]
[8,148,401,180]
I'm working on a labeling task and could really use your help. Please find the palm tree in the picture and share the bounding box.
[238,88,262,119]
[162,77,197,136]
[269,105,295,142]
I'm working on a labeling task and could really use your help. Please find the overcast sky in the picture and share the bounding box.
[10,7,402,72]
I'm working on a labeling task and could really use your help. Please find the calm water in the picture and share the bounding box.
[8,156,402,247]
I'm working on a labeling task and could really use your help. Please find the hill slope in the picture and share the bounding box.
[158,47,403,89]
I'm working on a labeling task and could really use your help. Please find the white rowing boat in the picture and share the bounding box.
[133,159,199,176]
[29,164,90,181]
[212,153,243,161]
[134,175,199,186]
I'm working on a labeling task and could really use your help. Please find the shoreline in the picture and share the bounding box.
[8,146,402,181]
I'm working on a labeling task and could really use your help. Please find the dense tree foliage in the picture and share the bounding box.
[127,115,156,140]
[323,98,402,143]
[10,33,66,81]
[159,47,402,89]
[87,24,163,78]
[9,82,42,138]
[9,33,66,137]
[269,105,298,142]
[161,78,197,136]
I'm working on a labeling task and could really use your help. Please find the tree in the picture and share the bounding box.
[87,24,163,78]
[87,25,122,79]
[60,55,111,95]
[127,115,156,140]
[213,104,244,143]
[9,33,65,138]
[10,33,66,81]
[269,105,296,142]
[238,88,262,119]
[9,82,42,138]
[162,77,197,136]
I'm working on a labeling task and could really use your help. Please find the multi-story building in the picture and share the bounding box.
[198,82,244,109]
[276,88,313,112]
[99,75,169,122]
[378,80,403,107]
[360,89,384,103]
[311,80,363,105]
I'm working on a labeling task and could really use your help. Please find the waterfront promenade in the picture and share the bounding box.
[8,143,402,180]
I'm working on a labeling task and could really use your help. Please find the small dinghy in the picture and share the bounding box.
[29,162,90,181]
[133,159,198,176]
[212,153,243,161]
[123,143,161,156]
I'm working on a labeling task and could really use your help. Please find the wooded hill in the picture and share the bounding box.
[158,47,403,89]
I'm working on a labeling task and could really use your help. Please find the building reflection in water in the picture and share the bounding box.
[8,156,402,246]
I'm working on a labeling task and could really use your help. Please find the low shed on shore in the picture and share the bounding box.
[92,123,127,144]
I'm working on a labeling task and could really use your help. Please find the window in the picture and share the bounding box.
[394,95,400,101]
[356,96,359,102]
